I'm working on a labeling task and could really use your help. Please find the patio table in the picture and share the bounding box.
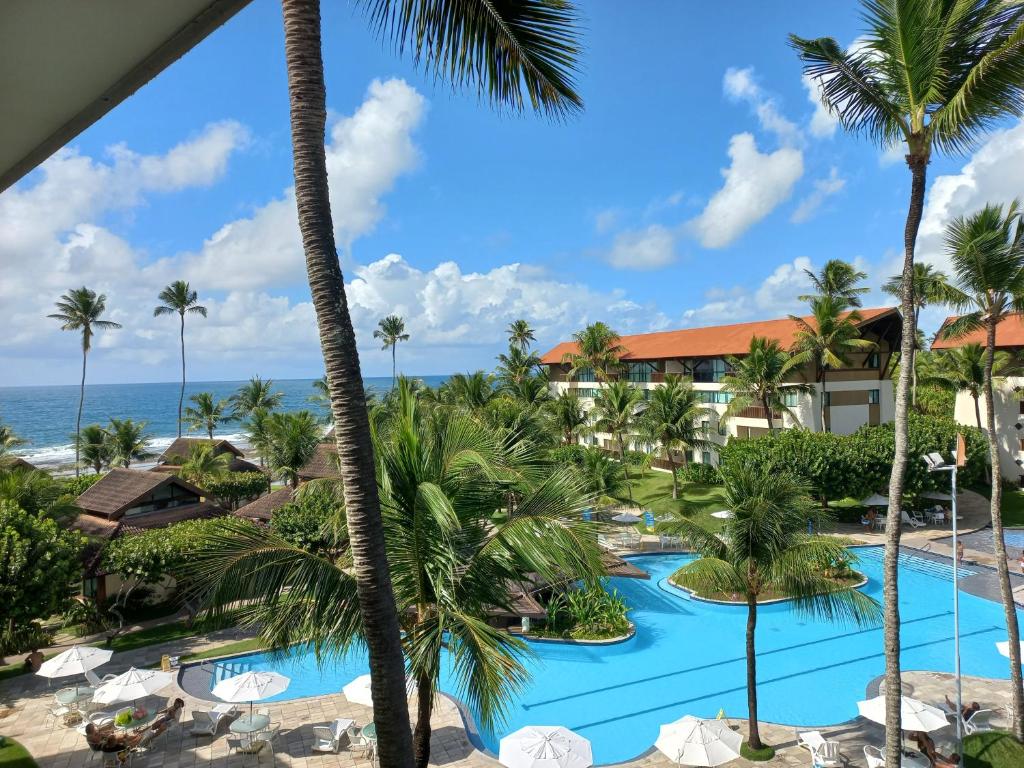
[361,722,377,741]
[930,511,946,525]
[55,686,94,707]
[230,714,271,734]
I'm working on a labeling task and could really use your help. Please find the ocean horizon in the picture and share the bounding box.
[0,375,450,467]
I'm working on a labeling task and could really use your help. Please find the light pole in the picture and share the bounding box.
[923,447,962,752]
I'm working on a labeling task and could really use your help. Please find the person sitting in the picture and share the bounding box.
[22,648,43,673]
[84,723,146,753]
[862,509,877,532]
[148,698,184,731]
[945,695,980,721]
[910,730,936,756]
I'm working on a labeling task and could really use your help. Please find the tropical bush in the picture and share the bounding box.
[544,587,631,640]
[203,472,269,510]
[623,450,652,475]
[270,483,342,554]
[677,463,719,485]
[59,473,104,497]
[549,444,587,466]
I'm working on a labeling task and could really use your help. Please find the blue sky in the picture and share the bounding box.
[3,0,1024,386]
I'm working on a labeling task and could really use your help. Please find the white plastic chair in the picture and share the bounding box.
[255,726,279,763]
[346,725,374,758]
[901,510,925,528]
[189,710,221,736]
[811,740,842,768]
[85,669,117,687]
[313,725,339,753]
[863,745,885,768]
[964,708,996,734]
[46,703,71,728]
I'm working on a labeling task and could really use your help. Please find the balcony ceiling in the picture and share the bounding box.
[0,0,252,192]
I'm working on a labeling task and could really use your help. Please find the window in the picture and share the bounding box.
[867,352,880,369]
[1020,475,1024,489]
[573,367,596,383]
[701,420,710,434]
[823,391,831,407]
[693,358,728,383]
[718,420,727,436]
[82,577,98,599]
[693,449,700,463]
[781,390,800,407]
[577,388,599,399]
[868,389,880,405]
[626,362,655,383]
[698,390,733,404]
[1019,399,1024,415]
[1019,438,1024,452]
[702,451,712,465]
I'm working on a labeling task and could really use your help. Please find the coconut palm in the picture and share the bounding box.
[243,407,273,468]
[547,390,591,445]
[924,343,1019,427]
[76,424,113,474]
[279,0,584,760]
[230,376,284,419]
[791,5,1024,752]
[265,410,323,489]
[0,423,26,459]
[721,337,811,433]
[507,319,536,351]
[48,287,122,476]
[799,259,869,307]
[939,201,1024,732]
[579,447,628,503]
[790,297,876,432]
[562,322,624,383]
[105,418,152,468]
[0,465,79,521]
[184,392,232,440]
[663,463,880,751]
[591,381,645,502]
[501,373,551,409]
[154,281,208,438]
[636,375,716,500]
[436,371,496,411]
[496,345,542,386]
[374,315,410,389]
[178,442,233,487]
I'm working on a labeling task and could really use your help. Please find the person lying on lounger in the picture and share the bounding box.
[945,695,980,720]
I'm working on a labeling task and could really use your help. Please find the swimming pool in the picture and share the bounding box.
[206,547,1020,764]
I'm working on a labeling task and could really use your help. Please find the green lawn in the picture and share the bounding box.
[964,731,1024,768]
[0,739,38,768]
[614,471,728,531]
[999,490,1024,527]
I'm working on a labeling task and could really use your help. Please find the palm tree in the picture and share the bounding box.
[184,392,232,440]
[0,465,79,521]
[154,281,208,438]
[799,259,869,307]
[548,390,591,445]
[790,297,876,432]
[562,322,624,383]
[939,201,1024,734]
[721,337,811,433]
[265,410,322,489]
[579,447,629,503]
[501,373,551,409]
[243,407,273,468]
[496,345,542,386]
[664,463,880,751]
[924,343,1019,427]
[373,315,410,389]
[636,375,715,499]
[230,376,284,419]
[791,6,1024,754]
[76,424,113,474]
[591,381,644,502]
[0,423,26,460]
[178,442,233,487]
[48,287,122,476]
[437,371,496,411]
[507,319,536,351]
[883,264,957,407]
[105,418,152,468]
[278,0,584,761]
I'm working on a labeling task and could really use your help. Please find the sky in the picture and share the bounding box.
[3,0,1024,386]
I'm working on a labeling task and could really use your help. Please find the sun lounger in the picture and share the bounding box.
[190,707,234,737]
[963,708,996,734]
[84,669,118,687]
[811,740,842,767]
[313,726,341,753]
[863,745,885,768]
[901,510,925,528]
[796,730,826,751]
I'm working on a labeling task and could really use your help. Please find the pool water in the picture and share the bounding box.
[208,547,1020,764]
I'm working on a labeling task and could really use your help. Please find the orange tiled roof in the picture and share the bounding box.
[539,307,898,364]
[931,314,1024,350]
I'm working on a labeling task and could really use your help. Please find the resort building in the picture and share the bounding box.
[931,313,1024,483]
[153,437,263,474]
[540,307,902,465]
[234,487,295,524]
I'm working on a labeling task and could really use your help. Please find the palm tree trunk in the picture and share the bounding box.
[819,372,827,433]
[762,396,775,433]
[413,670,434,768]
[745,590,762,750]
[882,152,928,768]
[666,447,678,500]
[392,344,397,389]
[619,435,634,503]
[983,321,1024,740]
[280,3,414,767]
[911,308,920,410]
[76,348,87,477]
[973,394,982,429]
[178,312,186,438]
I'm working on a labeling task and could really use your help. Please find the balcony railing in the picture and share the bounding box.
[736,405,782,421]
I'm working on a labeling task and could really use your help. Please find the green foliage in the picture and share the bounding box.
[203,472,269,509]
[114,710,133,727]
[963,731,1024,768]
[0,466,79,521]
[677,463,719,485]
[271,483,341,554]
[0,737,39,768]
[549,444,587,466]
[741,743,776,761]
[545,587,631,639]
[59,473,103,496]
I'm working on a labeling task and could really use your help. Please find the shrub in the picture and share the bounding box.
[741,743,775,761]
[59,473,104,496]
[677,462,719,485]
[203,472,269,510]
[549,444,588,466]
[545,588,630,639]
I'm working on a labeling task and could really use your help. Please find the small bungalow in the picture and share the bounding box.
[1,456,40,472]
[297,442,340,482]
[153,437,263,474]
[234,487,294,524]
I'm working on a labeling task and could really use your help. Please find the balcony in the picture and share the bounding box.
[735,405,782,421]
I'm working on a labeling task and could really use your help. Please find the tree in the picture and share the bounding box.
[373,315,410,389]
[721,336,811,432]
[790,297,876,433]
[636,375,715,499]
[799,259,869,307]
[664,464,879,752]
[923,343,1019,427]
[0,500,83,662]
[548,390,591,445]
[265,410,322,489]
[940,201,1024,735]
[501,373,551,409]
[177,443,233,487]
[278,0,584,762]
[244,407,273,468]
[76,424,113,474]
[591,381,644,502]
[883,263,957,407]
[791,4,1024,755]
[436,371,496,411]
[0,465,79,521]
[0,423,25,460]
[562,322,623,382]
[153,281,207,438]
[184,392,232,440]
[507,319,536,351]
[105,418,152,468]
[230,376,284,419]
[579,448,628,504]
[48,287,122,477]
[496,345,542,386]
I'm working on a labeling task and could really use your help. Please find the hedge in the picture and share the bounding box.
[203,472,270,510]
[676,463,719,485]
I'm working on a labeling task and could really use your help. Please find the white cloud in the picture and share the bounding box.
[723,67,802,146]
[681,256,813,326]
[604,224,677,270]
[688,133,804,248]
[594,208,620,234]
[791,166,846,223]
[801,73,839,139]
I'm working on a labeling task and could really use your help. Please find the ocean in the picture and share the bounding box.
[0,376,448,468]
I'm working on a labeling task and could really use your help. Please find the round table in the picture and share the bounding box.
[230,714,271,734]
[55,686,94,707]
[361,722,377,741]
[900,751,929,768]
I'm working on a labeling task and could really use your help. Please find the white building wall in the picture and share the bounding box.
[952,376,1022,481]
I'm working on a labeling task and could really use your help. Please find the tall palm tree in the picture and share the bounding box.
[579,447,629,503]
[940,201,1024,735]
[664,463,880,752]
[799,259,869,307]
[591,381,644,502]
[373,315,410,389]
[265,410,323,489]
[105,418,152,468]
[184,392,232,440]
[507,319,536,351]
[48,287,122,476]
[230,376,284,419]
[791,5,1024,755]
[721,336,811,433]
[243,407,273,468]
[279,0,584,762]
[883,263,957,407]
[0,423,26,460]
[496,345,542,386]
[178,442,233,487]
[437,371,496,411]
[790,297,876,433]
[924,343,1019,427]
[562,322,624,383]
[76,424,113,474]
[502,373,551,409]
[154,281,208,438]
[548,390,591,445]
[636,375,715,499]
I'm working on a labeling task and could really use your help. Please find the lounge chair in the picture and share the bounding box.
[811,741,842,767]
[901,510,925,529]
[964,708,996,734]
[796,730,826,751]
[85,669,118,687]
[863,745,885,768]
[313,726,341,753]
[190,710,228,737]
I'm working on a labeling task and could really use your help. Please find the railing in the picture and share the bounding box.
[735,405,783,421]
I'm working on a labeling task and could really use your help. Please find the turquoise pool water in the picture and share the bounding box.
[208,547,1021,764]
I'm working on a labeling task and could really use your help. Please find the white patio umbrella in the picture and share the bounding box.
[611,512,641,524]
[342,673,415,707]
[37,645,113,680]
[92,667,173,705]
[655,715,742,767]
[922,491,954,501]
[212,670,290,716]
[996,640,1024,659]
[710,510,734,520]
[857,695,948,733]
[499,726,593,768]
[859,493,890,507]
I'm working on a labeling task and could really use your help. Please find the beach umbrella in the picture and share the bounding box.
[611,512,641,524]
[92,667,173,705]
[859,493,890,507]
[857,696,948,733]
[342,673,415,707]
[212,670,290,717]
[922,491,954,501]
[37,645,113,680]
[499,726,593,768]
[655,715,742,766]
[710,510,735,520]
[996,640,1024,660]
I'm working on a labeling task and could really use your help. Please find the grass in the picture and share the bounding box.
[963,731,1024,768]
[740,742,775,761]
[179,637,263,663]
[999,490,1024,527]
[0,738,38,768]
[615,471,729,531]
